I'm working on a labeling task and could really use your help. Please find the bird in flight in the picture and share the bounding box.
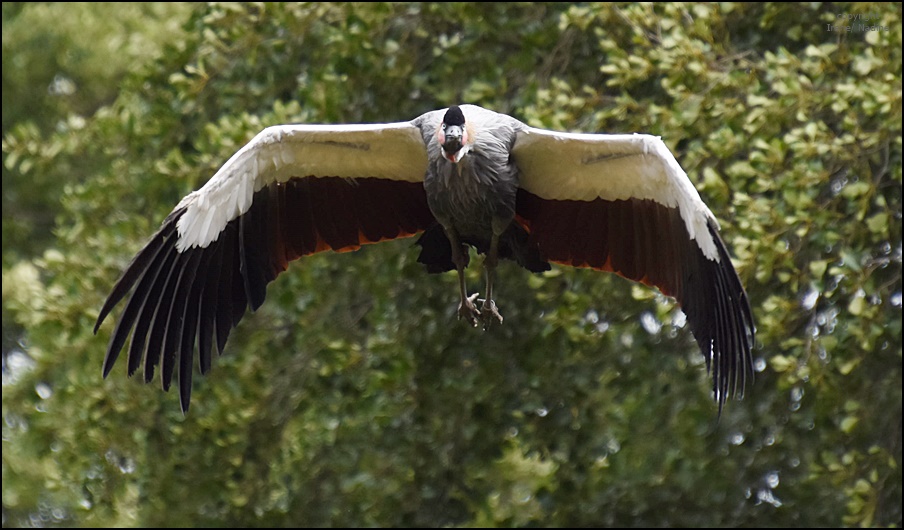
[95,104,755,413]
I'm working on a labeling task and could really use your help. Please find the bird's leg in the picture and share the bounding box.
[479,233,504,328]
[445,228,480,327]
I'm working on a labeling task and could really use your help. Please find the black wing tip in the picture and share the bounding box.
[96,208,187,360]
[95,281,128,336]
[701,220,756,412]
[179,379,192,415]
[97,197,256,413]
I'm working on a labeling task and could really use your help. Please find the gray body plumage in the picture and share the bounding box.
[410,105,547,328]
[415,106,522,242]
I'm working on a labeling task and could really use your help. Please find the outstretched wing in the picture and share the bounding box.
[95,122,433,411]
[512,127,754,410]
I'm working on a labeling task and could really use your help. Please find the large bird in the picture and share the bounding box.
[95,104,755,413]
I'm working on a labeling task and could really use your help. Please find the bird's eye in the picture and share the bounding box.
[441,123,447,130]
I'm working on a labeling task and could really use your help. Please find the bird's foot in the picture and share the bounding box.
[479,299,503,329]
[458,293,481,327]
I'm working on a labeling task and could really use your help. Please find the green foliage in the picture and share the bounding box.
[3,2,901,527]
[1,2,191,266]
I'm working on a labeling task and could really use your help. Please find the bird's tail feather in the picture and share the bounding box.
[414,223,550,273]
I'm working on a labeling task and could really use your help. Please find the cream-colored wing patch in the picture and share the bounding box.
[176,122,428,250]
[512,127,720,260]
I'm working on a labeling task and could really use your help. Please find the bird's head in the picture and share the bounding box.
[437,106,471,163]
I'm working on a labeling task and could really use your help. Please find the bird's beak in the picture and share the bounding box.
[442,125,464,152]
[441,125,468,163]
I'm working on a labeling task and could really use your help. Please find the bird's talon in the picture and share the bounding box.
[457,293,481,327]
[479,299,504,329]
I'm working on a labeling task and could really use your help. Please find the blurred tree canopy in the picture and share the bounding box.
[2,2,901,527]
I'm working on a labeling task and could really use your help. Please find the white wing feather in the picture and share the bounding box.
[512,128,720,260]
[175,122,428,251]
